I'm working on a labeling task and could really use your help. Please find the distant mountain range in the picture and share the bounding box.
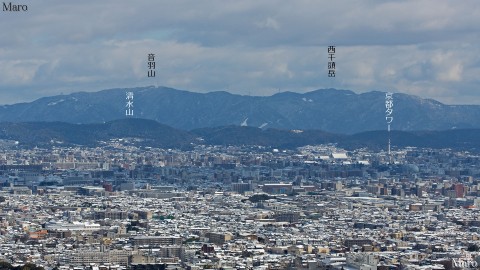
[0,119,478,151]
[1,86,479,134]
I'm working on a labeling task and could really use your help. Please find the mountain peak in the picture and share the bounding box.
[0,87,478,134]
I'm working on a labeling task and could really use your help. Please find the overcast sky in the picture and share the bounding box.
[1,0,479,105]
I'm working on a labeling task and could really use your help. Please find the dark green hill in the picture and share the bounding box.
[192,125,342,148]
[1,86,479,134]
[0,119,478,151]
[0,118,196,148]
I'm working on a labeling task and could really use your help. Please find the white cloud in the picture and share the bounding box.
[0,59,47,84]
[0,0,479,104]
[437,63,463,82]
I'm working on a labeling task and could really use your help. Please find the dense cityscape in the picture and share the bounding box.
[3,0,480,270]
[0,139,479,270]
